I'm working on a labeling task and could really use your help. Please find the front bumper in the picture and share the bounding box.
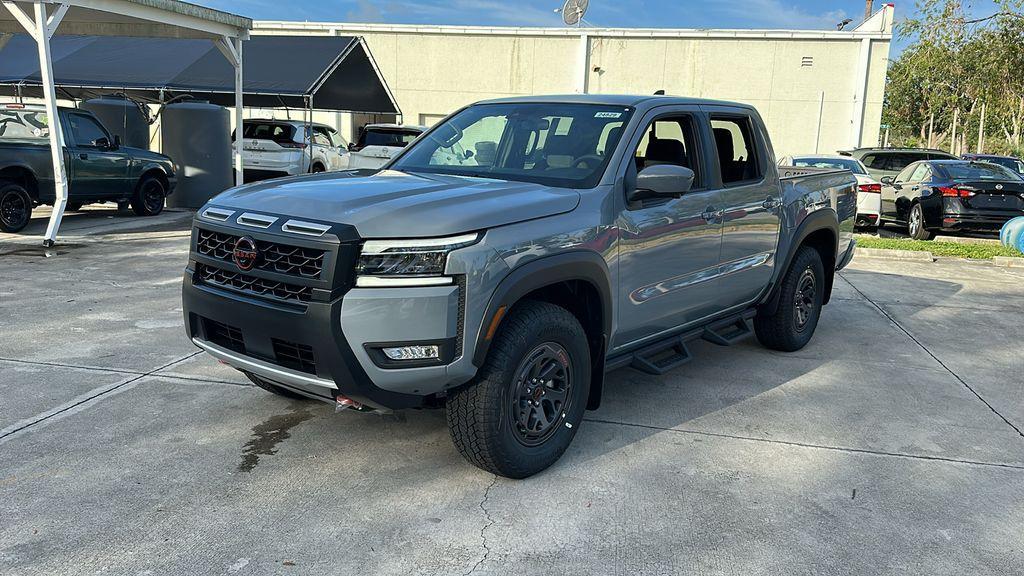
[182,217,467,410]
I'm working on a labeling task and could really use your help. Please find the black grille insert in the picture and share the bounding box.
[196,263,313,303]
[203,318,245,353]
[273,338,317,375]
[196,229,326,279]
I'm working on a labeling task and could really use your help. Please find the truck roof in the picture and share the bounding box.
[474,94,755,111]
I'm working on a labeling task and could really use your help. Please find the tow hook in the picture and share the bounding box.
[335,395,374,413]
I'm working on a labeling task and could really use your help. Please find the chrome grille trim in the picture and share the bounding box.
[237,212,278,229]
[282,219,331,237]
[201,207,234,222]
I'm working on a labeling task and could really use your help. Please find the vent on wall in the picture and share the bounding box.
[801,56,814,67]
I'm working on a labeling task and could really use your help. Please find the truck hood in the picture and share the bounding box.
[210,170,581,238]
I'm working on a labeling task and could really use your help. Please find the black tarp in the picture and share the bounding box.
[0,34,399,113]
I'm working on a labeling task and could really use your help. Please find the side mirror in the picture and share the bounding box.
[348,142,358,151]
[629,164,695,202]
[93,136,111,150]
[112,135,122,150]
[880,176,893,185]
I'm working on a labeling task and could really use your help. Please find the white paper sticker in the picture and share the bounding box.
[594,112,622,118]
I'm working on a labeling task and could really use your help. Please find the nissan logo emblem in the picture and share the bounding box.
[996,184,1004,190]
[232,236,258,271]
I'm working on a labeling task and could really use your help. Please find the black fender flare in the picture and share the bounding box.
[472,251,613,410]
[760,208,839,315]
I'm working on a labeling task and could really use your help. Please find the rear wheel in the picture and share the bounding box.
[131,175,166,216]
[755,245,825,352]
[446,300,590,479]
[0,182,32,233]
[310,163,326,173]
[907,203,934,240]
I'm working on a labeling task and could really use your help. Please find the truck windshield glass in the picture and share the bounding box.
[360,129,420,148]
[943,162,1020,181]
[393,103,634,189]
[0,109,49,140]
[792,157,866,175]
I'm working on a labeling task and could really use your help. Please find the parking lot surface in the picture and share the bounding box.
[2,209,1023,575]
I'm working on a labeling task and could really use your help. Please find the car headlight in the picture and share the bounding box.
[355,233,480,287]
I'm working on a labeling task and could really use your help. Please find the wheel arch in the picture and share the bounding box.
[0,165,40,201]
[472,251,612,410]
[761,209,838,315]
[136,165,170,190]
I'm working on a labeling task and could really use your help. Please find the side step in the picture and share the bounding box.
[606,309,757,376]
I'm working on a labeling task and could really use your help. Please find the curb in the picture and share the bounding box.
[855,247,935,262]
[993,256,1024,268]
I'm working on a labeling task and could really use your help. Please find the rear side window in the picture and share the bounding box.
[359,128,420,148]
[0,109,49,140]
[243,123,295,144]
[864,152,928,171]
[711,117,761,184]
[908,163,930,182]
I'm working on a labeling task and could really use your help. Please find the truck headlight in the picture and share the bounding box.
[355,233,479,287]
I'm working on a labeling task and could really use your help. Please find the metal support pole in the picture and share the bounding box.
[233,37,244,186]
[33,2,69,247]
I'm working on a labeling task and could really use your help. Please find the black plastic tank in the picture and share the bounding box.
[80,96,150,150]
[161,101,233,209]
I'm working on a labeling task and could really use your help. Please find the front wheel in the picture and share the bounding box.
[131,175,166,216]
[446,300,590,479]
[907,203,934,240]
[0,182,32,233]
[754,245,826,352]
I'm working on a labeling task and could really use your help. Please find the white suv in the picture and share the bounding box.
[237,120,349,182]
[347,123,425,170]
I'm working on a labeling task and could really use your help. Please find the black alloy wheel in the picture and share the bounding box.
[509,342,574,447]
[0,184,32,233]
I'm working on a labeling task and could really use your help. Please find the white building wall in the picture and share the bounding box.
[253,7,893,157]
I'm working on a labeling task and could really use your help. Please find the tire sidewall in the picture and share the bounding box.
[0,183,32,233]
[133,176,166,216]
[786,248,825,344]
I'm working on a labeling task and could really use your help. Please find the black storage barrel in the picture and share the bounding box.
[161,101,233,209]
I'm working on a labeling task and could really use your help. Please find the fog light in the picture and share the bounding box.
[382,345,440,361]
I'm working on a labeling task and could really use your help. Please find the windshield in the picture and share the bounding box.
[942,162,1021,181]
[791,157,866,175]
[392,103,634,189]
[360,128,421,148]
[0,109,49,140]
[980,156,1024,175]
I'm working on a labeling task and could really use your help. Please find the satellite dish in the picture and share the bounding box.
[561,0,589,26]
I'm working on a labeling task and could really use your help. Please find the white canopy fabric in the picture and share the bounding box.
[0,0,251,246]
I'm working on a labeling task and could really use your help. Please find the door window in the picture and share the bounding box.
[68,114,110,147]
[312,129,332,147]
[710,117,761,185]
[894,164,917,183]
[909,163,930,182]
[632,115,702,187]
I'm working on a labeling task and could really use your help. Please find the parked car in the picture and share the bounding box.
[236,120,349,182]
[840,147,958,182]
[346,123,425,169]
[779,154,881,231]
[879,159,1024,240]
[961,153,1024,177]
[182,95,857,478]
[0,103,175,233]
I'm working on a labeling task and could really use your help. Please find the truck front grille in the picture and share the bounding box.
[196,263,313,303]
[272,338,317,375]
[196,229,326,279]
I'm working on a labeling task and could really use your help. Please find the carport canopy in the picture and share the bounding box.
[0,34,401,113]
[0,0,252,246]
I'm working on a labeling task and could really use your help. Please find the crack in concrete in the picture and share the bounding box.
[582,418,1024,471]
[464,475,498,576]
[0,352,201,442]
[839,272,1024,440]
[0,356,251,387]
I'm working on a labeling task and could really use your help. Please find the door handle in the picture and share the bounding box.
[762,196,781,211]
[79,153,88,160]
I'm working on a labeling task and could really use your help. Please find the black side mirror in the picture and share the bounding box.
[93,136,110,150]
[348,142,358,151]
[629,164,695,202]
[112,135,122,150]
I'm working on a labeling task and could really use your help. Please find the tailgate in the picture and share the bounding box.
[956,181,1024,211]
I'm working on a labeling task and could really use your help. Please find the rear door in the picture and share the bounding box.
[64,112,128,198]
[708,109,782,309]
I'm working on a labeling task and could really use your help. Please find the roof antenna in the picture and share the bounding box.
[654,89,665,95]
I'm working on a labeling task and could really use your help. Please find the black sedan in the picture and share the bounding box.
[879,160,1024,240]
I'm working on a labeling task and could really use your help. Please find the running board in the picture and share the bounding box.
[606,309,756,376]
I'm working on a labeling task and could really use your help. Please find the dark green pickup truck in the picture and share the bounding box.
[0,103,176,233]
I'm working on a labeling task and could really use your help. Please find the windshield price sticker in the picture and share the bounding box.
[594,112,622,118]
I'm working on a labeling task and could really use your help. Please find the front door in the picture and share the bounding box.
[65,112,129,198]
[709,110,782,308]
[613,108,725,349]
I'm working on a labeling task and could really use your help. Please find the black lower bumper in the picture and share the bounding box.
[939,212,1018,232]
[182,269,427,410]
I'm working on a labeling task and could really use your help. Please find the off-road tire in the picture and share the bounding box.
[0,182,32,233]
[907,203,934,240]
[754,245,825,352]
[245,373,312,400]
[131,175,166,216]
[446,300,590,479]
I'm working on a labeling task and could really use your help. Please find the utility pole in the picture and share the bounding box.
[978,102,987,153]
[950,108,958,154]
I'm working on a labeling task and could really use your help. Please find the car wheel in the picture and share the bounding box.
[754,245,825,352]
[446,300,590,479]
[907,203,934,240]
[310,163,326,173]
[245,373,313,400]
[131,175,166,216]
[0,182,32,233]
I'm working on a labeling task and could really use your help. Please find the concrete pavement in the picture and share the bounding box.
[1,217,1022,575]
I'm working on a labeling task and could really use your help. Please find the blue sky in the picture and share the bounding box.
[198,0,1004,53]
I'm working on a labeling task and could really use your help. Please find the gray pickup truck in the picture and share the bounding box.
[182,95,856,478]
[0,103,175,233]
